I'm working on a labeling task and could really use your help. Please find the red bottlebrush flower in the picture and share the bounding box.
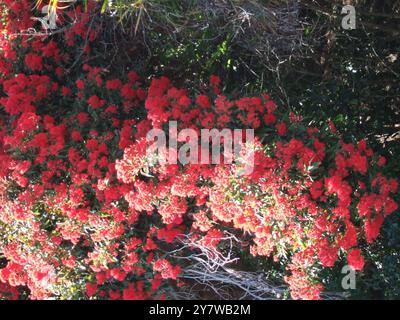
[192,210,213,232]
[357,139,367,152]
[349,153,368,174]
[86,139,98,151]
[121,84,136,100]
[310,180,324,200]
[210,75,221,93]
[24,53,43,71]
[128,71,139,83]
[276,122,287,136]
[347,249,365,271]
[95,75,103,87]
[210,75,221,87]
[196,95,211,108]
[76,79,85,90]
[365,215,384,243]
[105,104,117,114]
[62,256,76,269]
[289,112,302,123]
[122,286,135,300]
[77,112,89,125]
[86,282,98,297]
[17,112,41,132]
[106,79,122,90]
[87,95,105,109]
[109,290,121,300]
[264,112,276,125]
[158,196,187,224]
[199,228,224,250]
[153,259,181,280]
[14,160,31,175]
[178,95,191,109]
[265,99,277,113]
[317,244,338,267]
[110,268,126,281]
[98,156,108,168]
[339,222,358,250]
[383,197,398,217]
[61,86,71,96]
[71,130,83,142]
[377,156,386,167]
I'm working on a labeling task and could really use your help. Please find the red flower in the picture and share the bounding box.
[86,282,98,297]
[17,112,41,132]
[76,79,85,90]
[77,112,89,125]
[106,79,122,90]
[349,153,368,174]
[110,268,127,281]
[310,180,324,200]
[339,222,358,250]
[196,95,211,108]
[317,241,338,267]
[121,84,136,100]
[87,95,105,109]
[128,71,139,83]
[71,130,83,142]
[61,86,71,96]
[276,122,287,136]
[153,259,181,280]
[109,290,121,300]
[365,215,384,243]
[377,156,386,167]
[347,249,365,271]
[24,53,43,71]
[210,75,221,87]
[210,75,221,94]
[263,112,276,125]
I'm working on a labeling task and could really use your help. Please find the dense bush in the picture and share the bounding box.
[0,1,399,300]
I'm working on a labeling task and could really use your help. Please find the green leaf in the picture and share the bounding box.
[101,0,109,13]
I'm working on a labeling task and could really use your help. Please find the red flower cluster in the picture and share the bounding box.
[153,259,181,280]
[114,74,398,299]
